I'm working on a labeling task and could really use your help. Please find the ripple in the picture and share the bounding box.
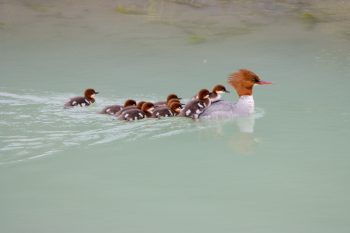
[0,89,262,165]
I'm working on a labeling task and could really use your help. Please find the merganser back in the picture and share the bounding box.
[200,69,272,119]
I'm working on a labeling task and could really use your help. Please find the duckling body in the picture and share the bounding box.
[179,89,211,119]
[115,101,145,117]
[100,99,136,115]
[118,102,154,121]
[118,109,146,121]
[64,89,98,108]
[152,102,182,118]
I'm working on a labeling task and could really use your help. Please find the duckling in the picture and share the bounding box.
[100,99,136,115]
[154,94,181,107]
[115,101,145,117]
[152,102,183,118]
[179,89,211,119]
[166,98,184,108]
[64,89,98,108]
[209,84,230,102]
[118,102,155,121]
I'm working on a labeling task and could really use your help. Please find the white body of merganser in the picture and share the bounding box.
[200,95,254,119]
[199,69,271,119]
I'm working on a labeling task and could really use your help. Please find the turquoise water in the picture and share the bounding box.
[1,1,350,232]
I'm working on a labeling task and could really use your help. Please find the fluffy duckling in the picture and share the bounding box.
[154,94,181,107]
[209,84,230,102]
[100,99,136,115]
[151,102,183,118]
[118,102,155,121]
[179,89,211,119]
[167,98,183,106]
[64,89,98,108]
[115,101,145,117]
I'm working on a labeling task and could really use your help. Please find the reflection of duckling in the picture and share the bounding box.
[100,99,136,115]
[209,84,229,102]
[64,89,99,108]
[115,101,145,117]
[154,94,181,107]
[118,102,155,121]
[179,89,211,119]
[152,102,183,118]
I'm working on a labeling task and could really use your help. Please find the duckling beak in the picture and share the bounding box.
[225,90,230,93]
[95,92,99,94]
[256,80,272,85]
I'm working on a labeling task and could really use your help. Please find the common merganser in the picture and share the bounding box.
[118,102,155,121]
[154,94,181,107]
[179,89,211,119]
[200,69,272,119]
[166,98,184,108]
[100,99,136,115]
[209,85,230,102]
[64,89,99,108]
[115,101,145,116]
[192,84,229,102]
[152,102,183,118]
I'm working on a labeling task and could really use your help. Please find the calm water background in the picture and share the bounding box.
[1,0,350,232]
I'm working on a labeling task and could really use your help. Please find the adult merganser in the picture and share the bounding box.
[64,88,99,108]
[118,102,155,121]
[179,89,211,119]
[152,102,183,118]
[100,99,136,115]
[200,69,272,119]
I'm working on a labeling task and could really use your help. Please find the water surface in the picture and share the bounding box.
[1,1,350,232]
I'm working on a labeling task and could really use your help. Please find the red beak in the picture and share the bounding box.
[256,80,272,85]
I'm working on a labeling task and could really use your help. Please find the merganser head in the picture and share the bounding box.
[141,102,155,114]
[169,102,183,114]
[137,101,146,109]
[166,94,181,102]
[84,89,99,102]
[212,84,230,94]
[228,69,272,96]
[197,89,210,100]
[123,99,137,107]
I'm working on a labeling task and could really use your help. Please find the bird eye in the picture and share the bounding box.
[252,77,259,83]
